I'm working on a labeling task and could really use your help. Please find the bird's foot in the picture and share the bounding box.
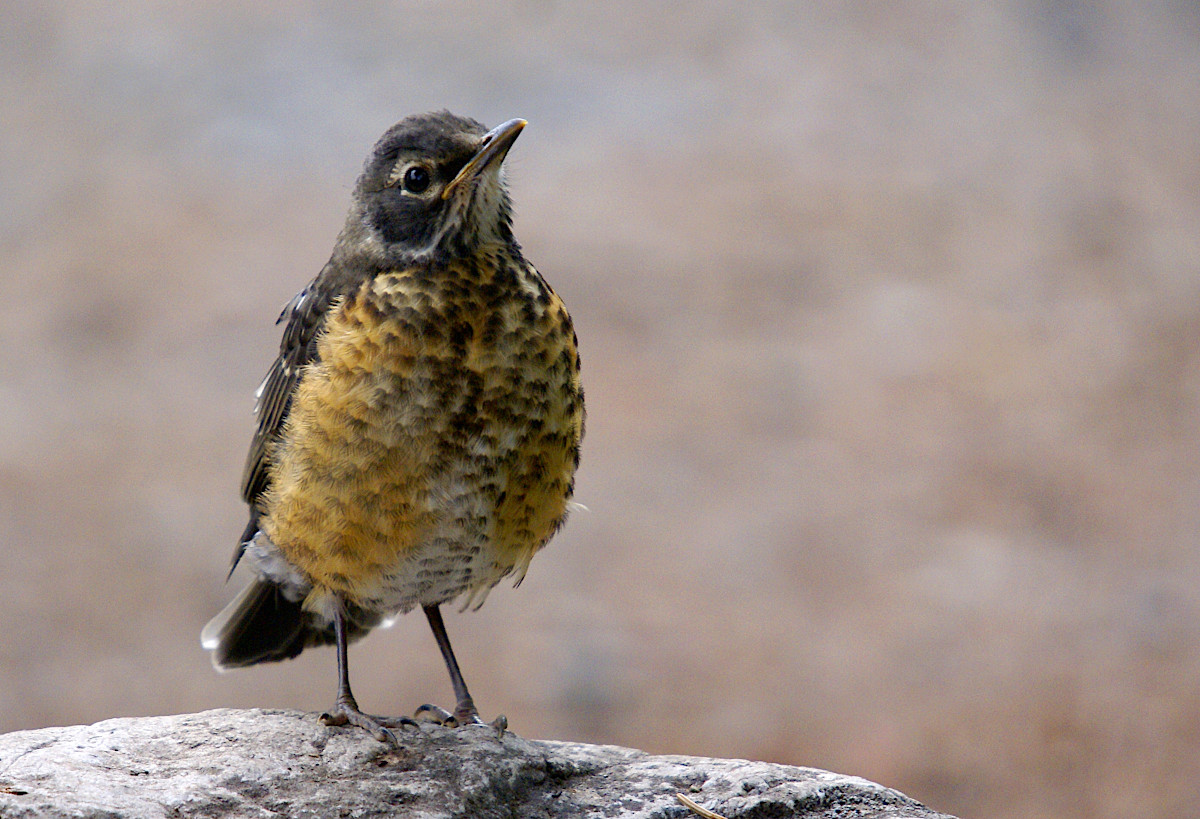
[320,697,411,744]
[414,703,507,737]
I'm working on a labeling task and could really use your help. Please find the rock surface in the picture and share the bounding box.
[0,709,955,818]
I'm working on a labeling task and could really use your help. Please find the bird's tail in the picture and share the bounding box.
[201,577,383,670]
[201,578,313,670]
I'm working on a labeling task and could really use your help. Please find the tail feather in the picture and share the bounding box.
[202,578,313,670]
[202,577,383,670]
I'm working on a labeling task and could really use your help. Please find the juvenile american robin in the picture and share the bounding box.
[201,111,584,742]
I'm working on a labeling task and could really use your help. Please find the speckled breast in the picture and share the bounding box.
[259,253,583,616]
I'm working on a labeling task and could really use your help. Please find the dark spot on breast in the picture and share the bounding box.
[447,321,474,350]
[394,306,422,330]
[480,312,506,345]
[556,347,574,371]
[494,264,518,288]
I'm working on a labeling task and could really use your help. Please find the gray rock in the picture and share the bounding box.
[0,709,955,818]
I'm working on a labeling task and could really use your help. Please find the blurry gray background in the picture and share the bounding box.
[2,3,1198,819]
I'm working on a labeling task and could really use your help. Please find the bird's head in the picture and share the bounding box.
[350,111,526,262]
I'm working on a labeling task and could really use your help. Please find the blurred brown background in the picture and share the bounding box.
[2,3,1198,818]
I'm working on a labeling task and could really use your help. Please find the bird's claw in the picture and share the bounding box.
[414,703,456,726]
[414,703,507,737]
[320,701,399,744]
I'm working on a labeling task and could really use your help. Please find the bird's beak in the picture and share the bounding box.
[442,118,526,200]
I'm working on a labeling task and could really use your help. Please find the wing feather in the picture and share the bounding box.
[229,257,375,572]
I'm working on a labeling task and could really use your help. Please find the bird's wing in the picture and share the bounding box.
[240,283,322,505]
[230,257,373,574]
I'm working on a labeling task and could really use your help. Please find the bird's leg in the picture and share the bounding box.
[318,598,397,744]
[415,604,507,734]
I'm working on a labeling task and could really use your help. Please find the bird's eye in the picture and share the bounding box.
[402,166,431,193]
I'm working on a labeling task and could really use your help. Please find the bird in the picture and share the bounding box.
[201,111,585,743]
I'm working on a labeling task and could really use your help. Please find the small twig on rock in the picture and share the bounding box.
[676,792,729,819]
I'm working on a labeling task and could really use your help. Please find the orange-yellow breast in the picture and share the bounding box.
[259,254,583,614]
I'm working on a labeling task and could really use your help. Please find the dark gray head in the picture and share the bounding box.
[352,111,525,261]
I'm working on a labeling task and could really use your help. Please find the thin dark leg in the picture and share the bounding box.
[318,598,396,743]
[422,604,480,724]
[333,603,357,706]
